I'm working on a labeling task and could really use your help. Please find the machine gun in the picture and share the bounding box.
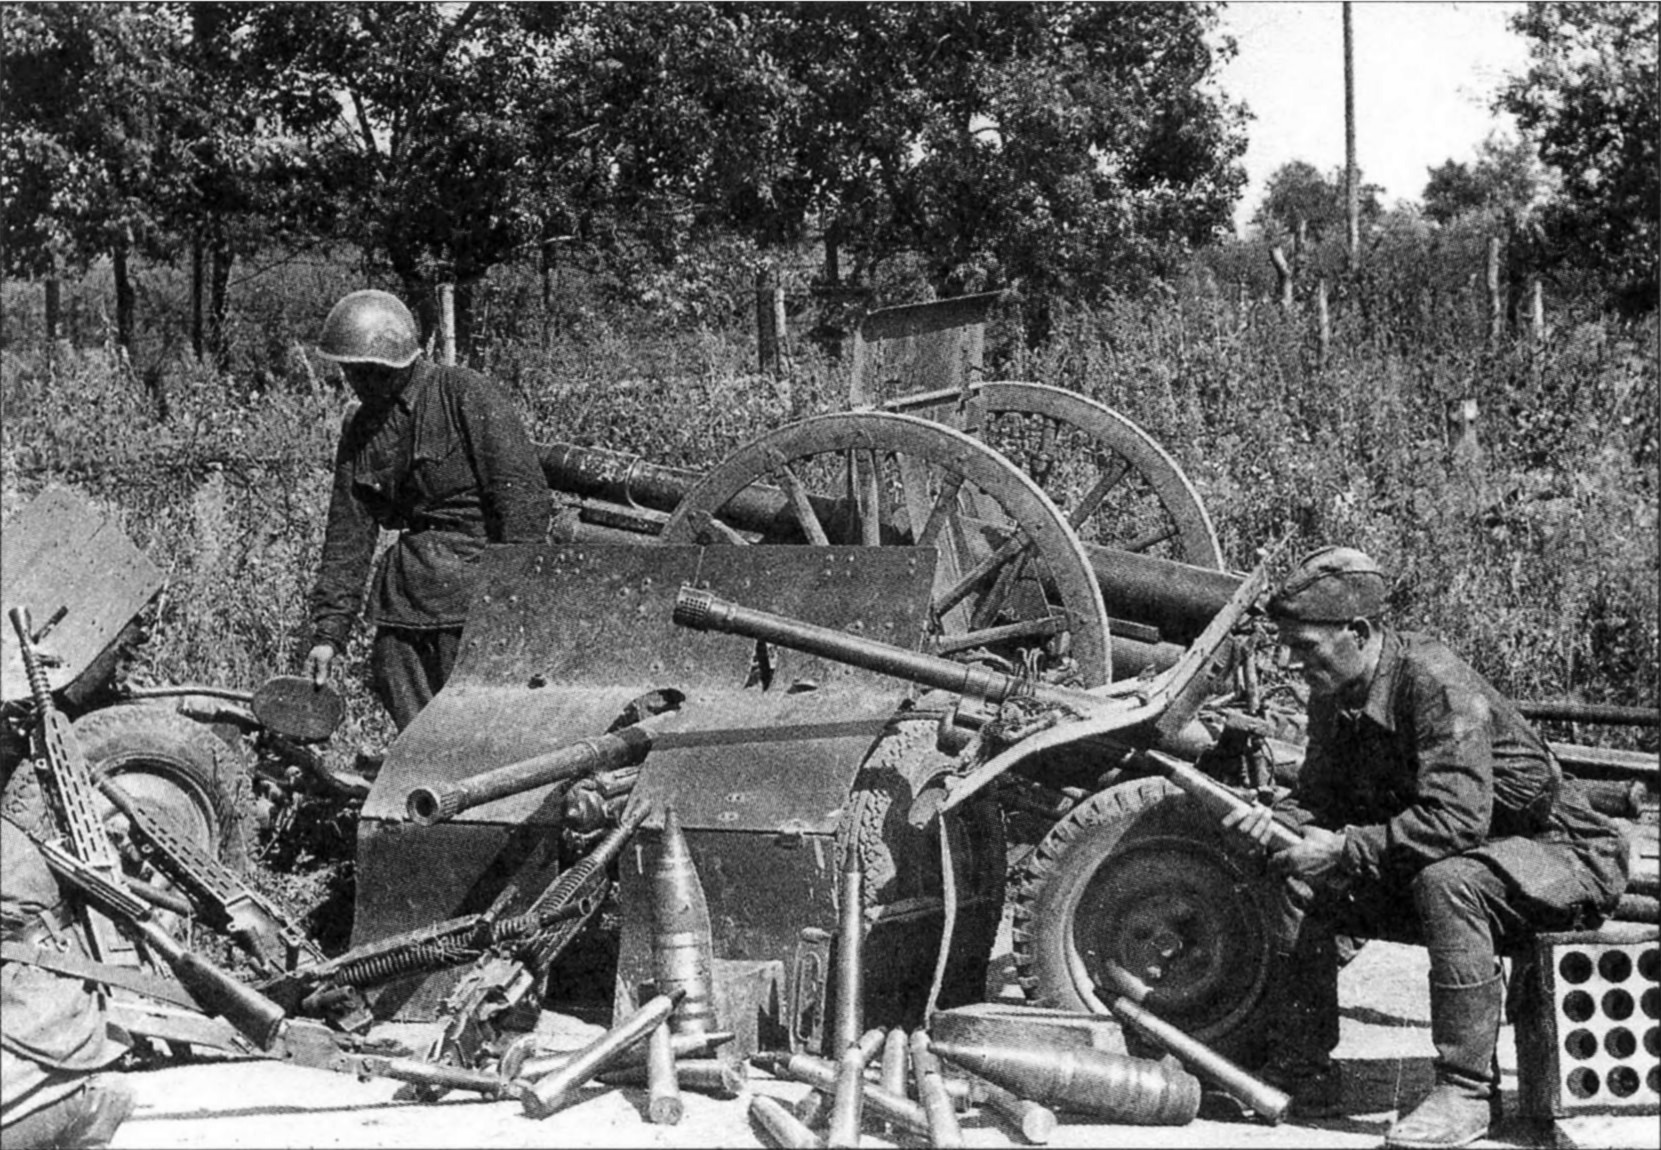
[8,605,322,980]
[35,837,523,1100]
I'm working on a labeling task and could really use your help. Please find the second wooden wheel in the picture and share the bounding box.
[661,411,1113,686]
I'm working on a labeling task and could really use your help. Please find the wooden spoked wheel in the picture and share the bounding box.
[661,411,1113,686]
[882,382,1225,572]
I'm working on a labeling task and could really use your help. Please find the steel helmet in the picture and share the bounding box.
[316,290,421,368]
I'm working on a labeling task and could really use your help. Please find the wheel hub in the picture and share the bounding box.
[1073,835,1268,1034]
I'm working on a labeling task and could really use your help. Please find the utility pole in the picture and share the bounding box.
[1344,2,1359,272]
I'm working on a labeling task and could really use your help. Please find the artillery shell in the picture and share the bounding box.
[975,1075,1057,1145]
[598,1057,748,1099]
[793,1089,831,1129]
[910,1029,966,1149]
[507,1028,734,1084]
[879,1027,908,1106]
[765,1050,930,1139]
[518,988,683,1119]
[651,805,719,1037]
[929,1036,1201,1126]
[833,850,864,1052]
[645,1019,682,1125]
[826,1044,867,1149]
[751,1093,825,1149]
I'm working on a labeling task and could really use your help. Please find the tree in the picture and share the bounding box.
[1251,160,1383,241]
[745,3,1249,332]
[2,4,197,350]
[1498,2,1659,314]
[226,3,579,350]
[1422,133,1548,225]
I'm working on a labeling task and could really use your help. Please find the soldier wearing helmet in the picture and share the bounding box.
[1225,546,1627,1148]
[305,290,549,730]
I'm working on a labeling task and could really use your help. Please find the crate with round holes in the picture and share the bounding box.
[1515,924,1659,1118]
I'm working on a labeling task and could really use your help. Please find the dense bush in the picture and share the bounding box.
[2,233,1654,757]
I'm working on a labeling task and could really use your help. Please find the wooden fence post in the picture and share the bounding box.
[1446,396,1480,461]
[45,250,61,345]
[1530,277,1545,356]
[1486,236,1503,348]
[756,266,784,374]
[1270,247,1294,311]
[1316,278,1331,366]
[439,283,456,366]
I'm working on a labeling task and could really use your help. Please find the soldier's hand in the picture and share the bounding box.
[1269,824,1344,881]
[1220,801,1278,849]
[305,643,336,688]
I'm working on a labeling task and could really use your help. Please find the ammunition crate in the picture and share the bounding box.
[1514,925,1659,1118]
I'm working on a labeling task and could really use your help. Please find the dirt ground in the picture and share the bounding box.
[105,930,1657,1150]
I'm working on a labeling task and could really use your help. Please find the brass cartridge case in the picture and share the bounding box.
[910,1029,966,1148]
[518,988,682,1119]
[879,1028,908,1111]
[510,1028,733,1083]
[834,850,864,1052]
[599,1057,748,1099]
[826,1044,867,1149]
[645,1019,683,1125]
[751,1093,826,1150]
[975,1075,1057,1144]
[762,1051,929,1139]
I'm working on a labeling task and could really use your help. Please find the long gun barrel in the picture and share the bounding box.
[542,440,1242,651]
[674,587,1101,715]
[406,724,656,825]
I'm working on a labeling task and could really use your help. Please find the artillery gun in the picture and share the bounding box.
[352,300,1655,1071]
[6,297,1652,1080]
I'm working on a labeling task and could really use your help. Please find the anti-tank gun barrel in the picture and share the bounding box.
[541,439,1240,651]
[405,724,656,825]
[673,587,1099,714]
[673,564,1305,841]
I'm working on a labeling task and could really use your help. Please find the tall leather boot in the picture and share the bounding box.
[1385,974,1503,1149]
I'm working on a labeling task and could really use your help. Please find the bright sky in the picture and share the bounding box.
[1213,1,1534,231]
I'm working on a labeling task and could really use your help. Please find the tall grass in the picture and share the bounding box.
[2,227,1655,758]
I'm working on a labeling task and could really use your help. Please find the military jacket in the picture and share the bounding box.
[1277,629,1628,922]
[309,359,548,650]
[2,816,122,1110]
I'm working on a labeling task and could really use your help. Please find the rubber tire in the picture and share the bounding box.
[838,719,1008,1029]
[1011,776,1277,1066]
[72,704,248,869]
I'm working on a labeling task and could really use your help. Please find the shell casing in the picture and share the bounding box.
[910,1029,966,1149]
[645,1019,683,1125]
[929,1036,1201,1126]
[1106,992,1289,1125]
[833,852,864,1052]
[975,1075,1058,1145]
[770,1051,929,1139]
[599,1057,747,1099]
[518,988,683,1119]
[751,1093,826,1150]
[826,1044,868,1148]
[651,807,719,1038]
[879,1027,909,1103]
[511,1028,734,1084]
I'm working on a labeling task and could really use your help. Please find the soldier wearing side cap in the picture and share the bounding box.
[1225,546,1628,1149]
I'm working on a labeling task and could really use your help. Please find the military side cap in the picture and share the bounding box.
[1268,545,1388,622]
